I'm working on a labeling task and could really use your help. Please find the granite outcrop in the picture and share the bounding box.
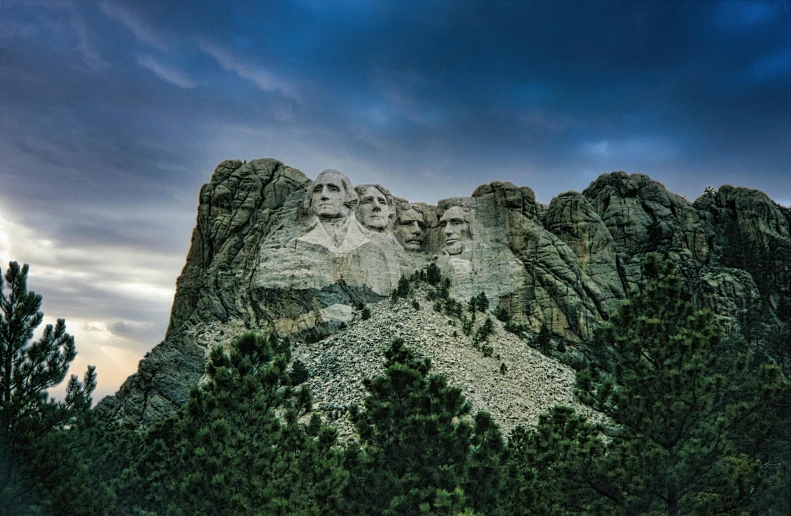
[99,160,791,430]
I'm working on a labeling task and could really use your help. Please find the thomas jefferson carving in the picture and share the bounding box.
[440,206,471,255]
[355,184,394,232]
[297,169,369,254]
[395,205,426,251]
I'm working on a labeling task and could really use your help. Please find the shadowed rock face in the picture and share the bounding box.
[98,159,791,426]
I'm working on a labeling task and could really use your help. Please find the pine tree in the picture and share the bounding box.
[0,261,96,512]
[131,332,347,515]
[499,254,786,514]
[467,292,488,314]
[426,263,442,286]
[463,411,505,515]
[536,324,552,355]
[500,407,609,515]
[476,292,489,313]
[23,407,123,515]
[474,317,494,347]
[344,338,497,515]
[397,276,412,298]
[573,253,783,514]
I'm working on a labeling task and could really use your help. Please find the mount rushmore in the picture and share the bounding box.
[99,158,791,429]
[255,167,532,334]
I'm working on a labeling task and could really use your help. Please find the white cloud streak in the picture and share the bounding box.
[580,136,679,162]
[583,139,611,157]
[20,0,106,68]
[136,54,198,88]
[199,41,297,99]
[99,0,168,50]
[66,2,105,68]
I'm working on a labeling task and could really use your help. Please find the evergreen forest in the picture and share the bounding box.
[1,255,789,515]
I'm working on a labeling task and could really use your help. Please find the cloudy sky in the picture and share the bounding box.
[1,0,790,401]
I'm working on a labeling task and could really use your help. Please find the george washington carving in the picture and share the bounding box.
[297,169,369,254]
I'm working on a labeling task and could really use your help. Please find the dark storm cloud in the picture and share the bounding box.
[1,0,789,398]
[3,0,789,234]
[10,0,783,206]
[108,320,163,346]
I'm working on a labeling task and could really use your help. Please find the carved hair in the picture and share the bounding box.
[439,205,471,222]
[303,169,358,210]
[397,202,426,218]
[354,184,395,209]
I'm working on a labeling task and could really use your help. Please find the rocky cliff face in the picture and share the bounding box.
[99,160,791,429]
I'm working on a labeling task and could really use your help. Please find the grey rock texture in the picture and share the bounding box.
[98,159,791,429]
[697,268,761,334]
[296,285,598,439]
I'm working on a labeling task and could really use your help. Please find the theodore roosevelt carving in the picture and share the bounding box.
[395,204,427,251]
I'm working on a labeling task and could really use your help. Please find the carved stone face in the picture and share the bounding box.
[440,206,469,255]
[311,171,350,220]
[357,186,392,230]
[396,209,426,251]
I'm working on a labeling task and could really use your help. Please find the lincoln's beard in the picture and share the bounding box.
[445,240,464,255]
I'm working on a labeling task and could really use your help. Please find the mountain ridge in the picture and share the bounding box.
[97,158,791,428]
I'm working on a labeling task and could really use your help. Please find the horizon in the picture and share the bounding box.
[1,0,789,401]
[9,163,787,404]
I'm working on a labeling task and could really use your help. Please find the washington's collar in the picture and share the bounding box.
[297,213,371,254]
